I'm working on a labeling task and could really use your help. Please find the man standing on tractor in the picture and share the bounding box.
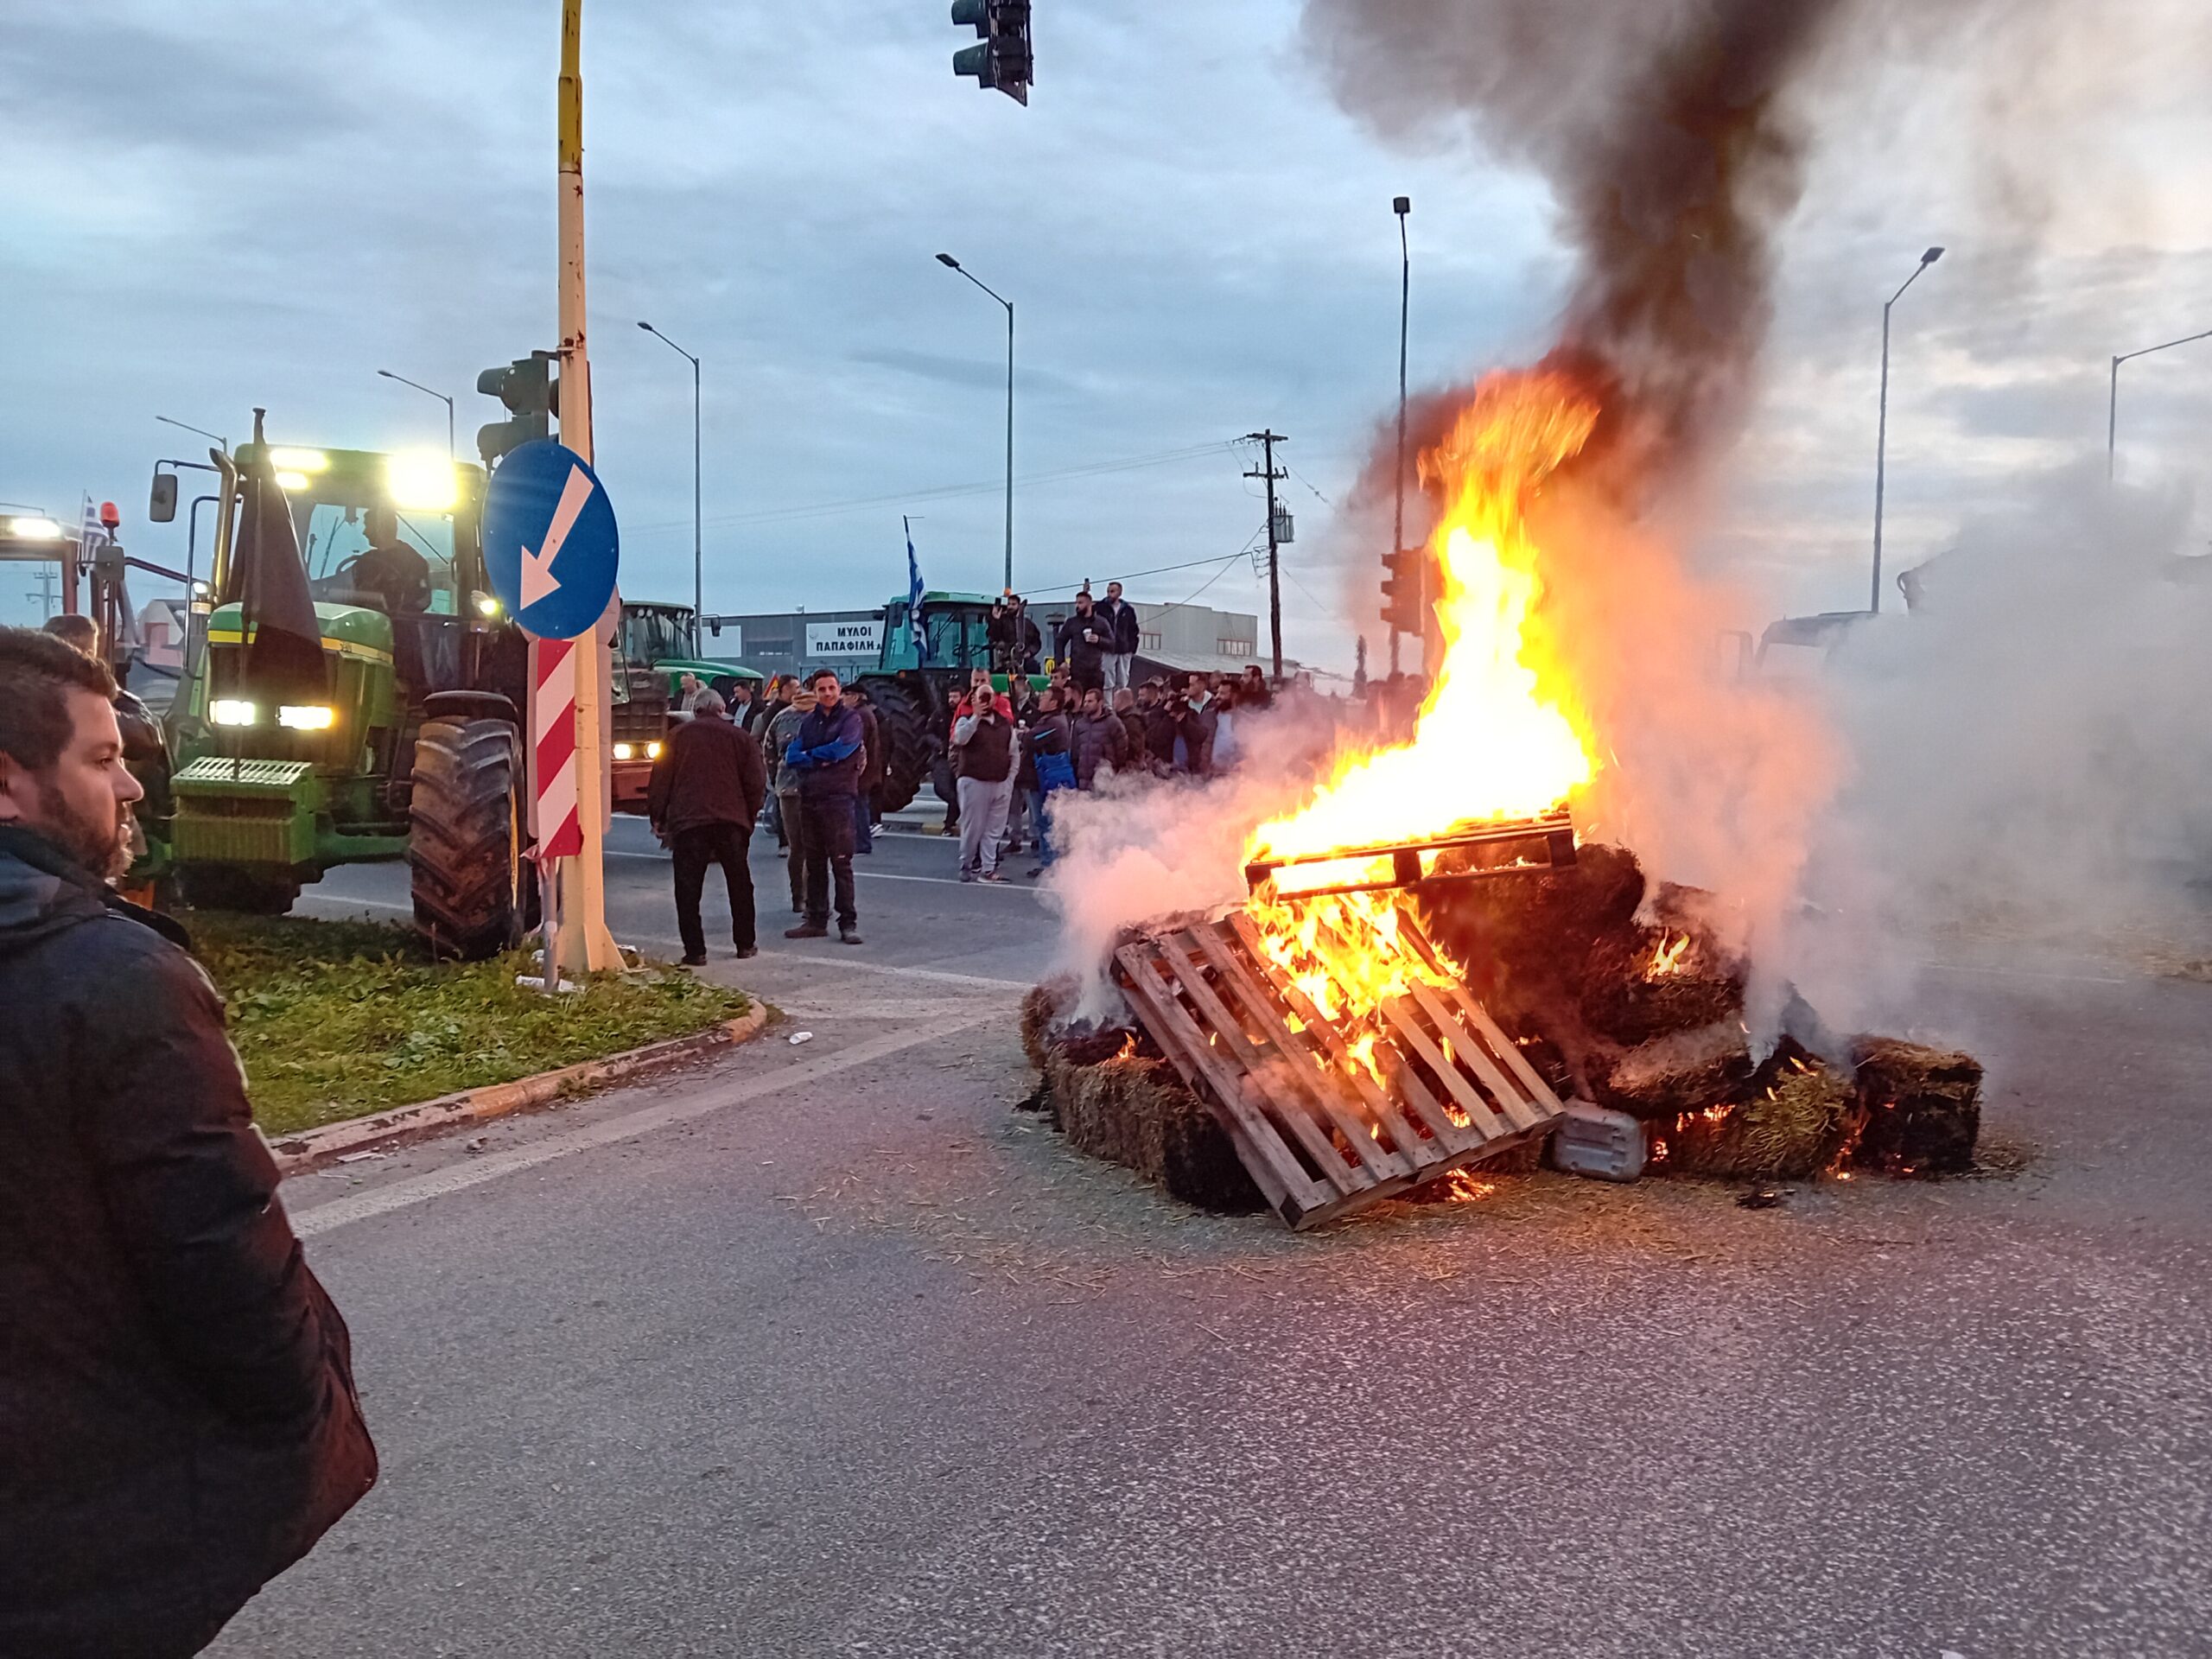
[781,667,865,946]
[0,627,377,1654]
[1096,580,1140,694]
[1054,588,1110,695]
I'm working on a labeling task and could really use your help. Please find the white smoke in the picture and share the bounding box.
[1778,463,2212,1033]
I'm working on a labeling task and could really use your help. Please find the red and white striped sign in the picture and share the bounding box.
[532,635,582,857]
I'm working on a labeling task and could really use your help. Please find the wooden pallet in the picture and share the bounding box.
[1112,908,1566,1229]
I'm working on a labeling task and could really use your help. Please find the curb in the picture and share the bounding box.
[270,1001,774,1174]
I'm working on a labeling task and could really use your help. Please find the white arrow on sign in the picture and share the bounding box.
[520,465,597,611]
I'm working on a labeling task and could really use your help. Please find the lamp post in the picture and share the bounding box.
[376,369,456,459]
[936,252,1014,593]
[1871,245,1944,614]
[1392,194,1411,676]
[638,321,703,652]
[155,415,229,453]
[2107,327,2212,483]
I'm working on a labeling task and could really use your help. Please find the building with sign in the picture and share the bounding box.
[706,599,1277,683]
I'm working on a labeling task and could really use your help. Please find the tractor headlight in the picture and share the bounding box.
[388,452,460,512]
[210,699,257,727]
[645,741,664,760]
[278,704,337,731]
[473,591,501,618]
[613,742,636,761]
[268,448,330,474]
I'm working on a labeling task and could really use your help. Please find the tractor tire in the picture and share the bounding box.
[179,864,298,917]
[408,716,525,961]
[858,676,938,815]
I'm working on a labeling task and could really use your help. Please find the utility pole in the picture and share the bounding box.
[550,0,620,977]
[1244,430,1287,680]
[1391,194,1411,677]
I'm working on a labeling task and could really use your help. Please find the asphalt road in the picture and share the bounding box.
[210,842,2212,1658]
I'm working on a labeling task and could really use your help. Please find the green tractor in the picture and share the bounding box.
[154,425,534,957]
[607,600,764,812]
[852,590,1042,813]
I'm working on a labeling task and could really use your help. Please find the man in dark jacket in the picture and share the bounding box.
[780,667,866,944]
[1071,685,1131,789]
[0,627,376,1658]
[1111,687,1150,773]
[1020,685,1074,877]
[648,688,767,965]
[1096,580,1140,694]
[1053,590,1110,693]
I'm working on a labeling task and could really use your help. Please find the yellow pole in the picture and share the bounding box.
[553,0,621,976]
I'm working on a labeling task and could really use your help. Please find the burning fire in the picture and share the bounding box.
[1238,370,1605,1071]
[1248,368,1601,887]
[1647,933,1691,978]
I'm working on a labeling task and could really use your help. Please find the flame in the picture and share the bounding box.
[1247,369,1601,873]
[1648,933,1691,978]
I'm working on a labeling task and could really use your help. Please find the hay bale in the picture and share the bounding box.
[1656,1058,1859,1180]
[1040,1048,1263,1215]
[1850,1037,1982,1174]
[1020,983,1059,1071]
[1593,1020,1754,1120]
[1578,924,1745,1046]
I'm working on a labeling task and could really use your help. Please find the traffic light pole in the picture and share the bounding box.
[551,0,620,979]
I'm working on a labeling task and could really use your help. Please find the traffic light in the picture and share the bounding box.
[475,351,558,468]
[951,0,1032,106]
[1382,546,1428,636]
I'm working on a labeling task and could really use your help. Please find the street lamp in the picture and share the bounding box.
[2107,327,2212,482]
[376,369,456,459]
[638,321,704,653]
[936,252,1014,593]
[156,415,229,453]
[1391,194,1411,676]
[1871,245,1944,615]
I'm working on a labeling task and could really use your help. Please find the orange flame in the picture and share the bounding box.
[1648,933,1691,978]
[1248,369,1601,875]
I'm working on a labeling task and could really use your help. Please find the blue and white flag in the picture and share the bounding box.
[906,524,932,664]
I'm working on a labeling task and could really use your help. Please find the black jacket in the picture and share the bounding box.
[1095,596,1141,656]
[648,714,767,836]
[0,827,376,1658]
[1053,607,1110,680]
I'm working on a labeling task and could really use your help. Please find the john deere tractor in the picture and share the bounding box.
[154,424,533,957]
[853,590,1044,813]
[607,600,764,812]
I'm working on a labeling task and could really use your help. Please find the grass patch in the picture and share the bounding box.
[187,912,749,1137]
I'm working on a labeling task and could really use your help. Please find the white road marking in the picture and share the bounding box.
[290,893,1031,988]
[601,846,1042,894]
[292,1011,1004,1236]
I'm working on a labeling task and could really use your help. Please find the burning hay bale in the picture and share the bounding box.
[1578,920,1745,1047]
[1649,1058,1859,1181]
[1850,1038,1983,1175]
[1595,1020,1756,1120]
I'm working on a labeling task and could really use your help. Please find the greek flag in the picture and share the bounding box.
[906,524,932,664]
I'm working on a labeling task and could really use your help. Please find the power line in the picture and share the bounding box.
[624,441,1241,538]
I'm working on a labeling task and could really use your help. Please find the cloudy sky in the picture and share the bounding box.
[4,0,2208,662]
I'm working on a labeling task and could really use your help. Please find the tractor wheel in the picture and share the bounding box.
[858,676,938,815]
[179,864,298,916]
[408,716,525,961]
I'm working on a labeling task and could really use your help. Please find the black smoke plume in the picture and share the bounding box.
[1302,0,1861,474]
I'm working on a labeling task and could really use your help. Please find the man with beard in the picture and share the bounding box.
[0,627,376,1656]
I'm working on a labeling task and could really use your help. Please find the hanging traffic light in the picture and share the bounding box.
[474,350,559,468]
[951,0,1032,106]
[1382,546,1428,636]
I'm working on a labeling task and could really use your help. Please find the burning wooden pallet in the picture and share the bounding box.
[1113,907,1567,1229]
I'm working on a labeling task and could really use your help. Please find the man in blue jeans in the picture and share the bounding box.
[781,668,866,944]
[1020,684,1074,879]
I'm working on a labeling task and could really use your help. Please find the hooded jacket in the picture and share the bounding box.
[0,827,377,1657]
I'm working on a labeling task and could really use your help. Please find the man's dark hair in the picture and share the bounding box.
[0,626,116,772]
[41,613,99,653]
[808,667,840,689]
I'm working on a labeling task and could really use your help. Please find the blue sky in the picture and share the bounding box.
[3,0,2208,662]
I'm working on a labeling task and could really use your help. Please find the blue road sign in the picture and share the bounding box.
[480,439,619,640]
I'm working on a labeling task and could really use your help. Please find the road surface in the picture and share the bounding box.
[208,832,2211,1656]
